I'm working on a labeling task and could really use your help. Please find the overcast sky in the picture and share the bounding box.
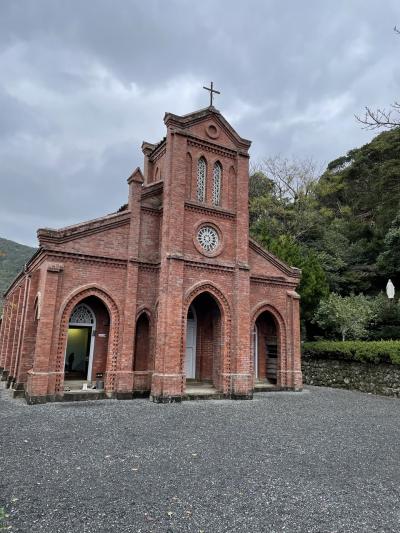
[1,0,399,246]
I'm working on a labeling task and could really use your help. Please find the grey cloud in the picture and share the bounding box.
[0,0,399,245]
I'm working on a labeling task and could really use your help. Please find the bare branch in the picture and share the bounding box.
[258,155,321,202]
[355,103,400,130]
[355,27,399,130]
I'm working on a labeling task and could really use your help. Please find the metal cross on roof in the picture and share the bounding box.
[203,81,220,107]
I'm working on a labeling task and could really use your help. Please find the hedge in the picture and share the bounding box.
[302,340,400,366]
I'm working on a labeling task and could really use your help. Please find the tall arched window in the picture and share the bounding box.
[197,157,206,202]
[212,162,222,206]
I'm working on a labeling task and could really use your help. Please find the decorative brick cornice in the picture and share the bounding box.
[46,263,64,273]
[151,147,166,164]
[139,265,160,273]
[141,205,162,216]
[250,275,297,288]
[186,136,237,159]
[133,259,160,272]
[38,212,130,245]
[143,137,166,160]
[185,201,236,220]
[46,250,127,268]
[169,255,235,273]
[141,181,163,200]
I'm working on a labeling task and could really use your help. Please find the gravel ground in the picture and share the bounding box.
[0,386,399,533]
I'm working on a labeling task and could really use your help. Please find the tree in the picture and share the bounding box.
[250,157,322,244]
[252,156,320,202]
[369,292,400,340]
[313,293,377,341]
[377,214,400,282]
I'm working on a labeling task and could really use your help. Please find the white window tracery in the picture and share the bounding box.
[212,162,222,206]
[197,226,219,252]
[197,157,206,202]
[69,304,95,325]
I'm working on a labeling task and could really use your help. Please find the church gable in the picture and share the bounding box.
[248,239,301,281]
[164,107,251,154]
[187,116,240,151]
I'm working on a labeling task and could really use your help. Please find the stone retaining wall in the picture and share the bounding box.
[302,358,400,397]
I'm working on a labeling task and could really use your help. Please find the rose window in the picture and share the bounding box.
[197,226,219,253]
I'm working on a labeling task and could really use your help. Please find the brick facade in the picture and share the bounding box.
[0,106,302,404]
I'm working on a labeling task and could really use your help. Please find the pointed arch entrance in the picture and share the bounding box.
[253,310,280,384]
[134,312,150,371]
[64,296,110,386]
[184,291,222,387]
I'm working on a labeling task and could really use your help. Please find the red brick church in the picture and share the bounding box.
[0,101,302,404]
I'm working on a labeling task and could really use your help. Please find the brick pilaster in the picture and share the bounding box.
[26,263,63,402]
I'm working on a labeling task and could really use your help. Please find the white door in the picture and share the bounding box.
[253,325,258,379]
[185,318,196,379]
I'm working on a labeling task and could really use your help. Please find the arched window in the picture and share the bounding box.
[69,303,95,325]
[212,162,222,206]
[197,157,206,202]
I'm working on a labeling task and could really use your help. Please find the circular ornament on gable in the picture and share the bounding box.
[206,124,220,139]
[194,222,223,257]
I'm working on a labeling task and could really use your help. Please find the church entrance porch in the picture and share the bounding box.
[184,292,222,395]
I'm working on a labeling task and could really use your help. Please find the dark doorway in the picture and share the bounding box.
[254,311,279,384]
[134,313,150,371]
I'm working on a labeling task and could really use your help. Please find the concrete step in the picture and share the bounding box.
[253,383,290,392]
[185,383,222,400]
[63,390,107,402]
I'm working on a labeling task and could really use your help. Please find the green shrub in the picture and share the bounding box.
[302,340,400,365]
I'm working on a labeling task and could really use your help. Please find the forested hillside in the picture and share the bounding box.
[250,127,400,336]
[0,238,36,311]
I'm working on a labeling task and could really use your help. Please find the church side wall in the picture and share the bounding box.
[15,269,41,388]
